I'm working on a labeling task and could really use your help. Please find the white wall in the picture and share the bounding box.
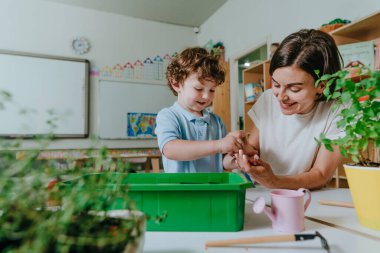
[0,0,196,149]
[2,0,379,149]
[199,0,380,130]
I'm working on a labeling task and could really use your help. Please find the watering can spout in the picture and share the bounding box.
[253,196,276,223]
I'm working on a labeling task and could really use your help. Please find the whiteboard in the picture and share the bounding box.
[98,79,176,139]
[0,51,89,137]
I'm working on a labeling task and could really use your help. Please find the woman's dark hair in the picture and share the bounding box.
[166,47,225,96]
[270,29,342,99]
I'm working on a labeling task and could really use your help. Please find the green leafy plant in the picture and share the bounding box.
[0,144,147,253]
[0,89,168,253]
[315,68,380,166]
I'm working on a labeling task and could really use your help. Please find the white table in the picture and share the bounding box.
[143,187,380,253]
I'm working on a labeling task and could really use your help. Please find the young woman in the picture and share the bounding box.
[226,29,345,189]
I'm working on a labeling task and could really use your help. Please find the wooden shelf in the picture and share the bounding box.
[331,11,380,45]
[212,61,231,132]
[242,59,271,132]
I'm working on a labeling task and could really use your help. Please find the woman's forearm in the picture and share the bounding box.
[269,169,330,190]
[273,145,343,190]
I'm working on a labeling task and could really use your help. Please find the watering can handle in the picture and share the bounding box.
[298,188,311,211]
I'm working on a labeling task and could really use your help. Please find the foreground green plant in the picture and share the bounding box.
[0,87,168,252]
[0,142,147,253]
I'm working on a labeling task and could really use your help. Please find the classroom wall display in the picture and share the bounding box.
[98,79,176,139]
[244,82,263,102]
[95,53,176,82]
[0,50,89,137]
[338,41,375,68]
[127,112,157,138]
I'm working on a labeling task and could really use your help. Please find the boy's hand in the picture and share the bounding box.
[228,131,258,157]
[228,130,246,140]
[217,132,244,154]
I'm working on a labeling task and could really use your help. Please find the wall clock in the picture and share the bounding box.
[71,37,90,55]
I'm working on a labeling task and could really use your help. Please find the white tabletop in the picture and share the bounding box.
[143,187,380,253]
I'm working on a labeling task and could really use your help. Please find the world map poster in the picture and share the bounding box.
[127,112,157,138]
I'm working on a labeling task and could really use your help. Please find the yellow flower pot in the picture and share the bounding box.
[344,164,380,230]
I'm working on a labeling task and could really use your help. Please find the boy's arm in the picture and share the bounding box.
[162,132,243,161]
[156,109,244,161]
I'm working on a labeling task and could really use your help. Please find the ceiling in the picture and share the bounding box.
[45,0,228,27]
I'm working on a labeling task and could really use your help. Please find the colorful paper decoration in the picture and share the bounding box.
[100,66,113,78]
[133,60,144,79]
[113,64,124,78]
[90,66,99,76]
[143,57,154,80]
[99,52,177,82]
[123,62,134,79]
[153,55,163,80]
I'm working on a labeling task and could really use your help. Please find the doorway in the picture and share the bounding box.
[236,45,267,130]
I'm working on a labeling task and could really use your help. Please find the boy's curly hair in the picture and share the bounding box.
[166,47,225,96]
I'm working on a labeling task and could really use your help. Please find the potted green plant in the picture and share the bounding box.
[316,67,380,230]
[319,18,351,33]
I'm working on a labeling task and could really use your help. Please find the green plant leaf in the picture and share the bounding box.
[352,155,360,163]
[348,146,359,155]
[339,146,348,157]
[324,142,333,152]
[331,92,341,99]
[335,79,345,90]
[341,91,352,103]
[323,88,331,97]
[320,74,332,81]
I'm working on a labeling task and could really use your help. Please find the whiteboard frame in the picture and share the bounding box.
[0,50,90,138]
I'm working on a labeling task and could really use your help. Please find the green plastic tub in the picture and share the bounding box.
[60,172,252,232]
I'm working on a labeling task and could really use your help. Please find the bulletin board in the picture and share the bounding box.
[0,50,89,137]
[97,79,176,139]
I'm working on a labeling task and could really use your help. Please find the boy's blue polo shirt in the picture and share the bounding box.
[155,102,227,173]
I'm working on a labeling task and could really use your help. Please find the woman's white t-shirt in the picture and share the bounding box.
[248,89,344,175]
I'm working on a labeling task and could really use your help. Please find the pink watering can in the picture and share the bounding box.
[253,188,312,233]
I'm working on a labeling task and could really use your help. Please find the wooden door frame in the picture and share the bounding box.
[229,36,271,131]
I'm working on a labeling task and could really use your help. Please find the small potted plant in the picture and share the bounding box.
[211,42,225,61]
[316,67,380,230]
[319,18,351,33]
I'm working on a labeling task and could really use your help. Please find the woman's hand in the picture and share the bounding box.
[243,143,259,157]
[237,150,277,188]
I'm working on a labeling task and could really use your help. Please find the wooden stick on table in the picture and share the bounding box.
[205,235,295,247]
[318,200,354,208]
